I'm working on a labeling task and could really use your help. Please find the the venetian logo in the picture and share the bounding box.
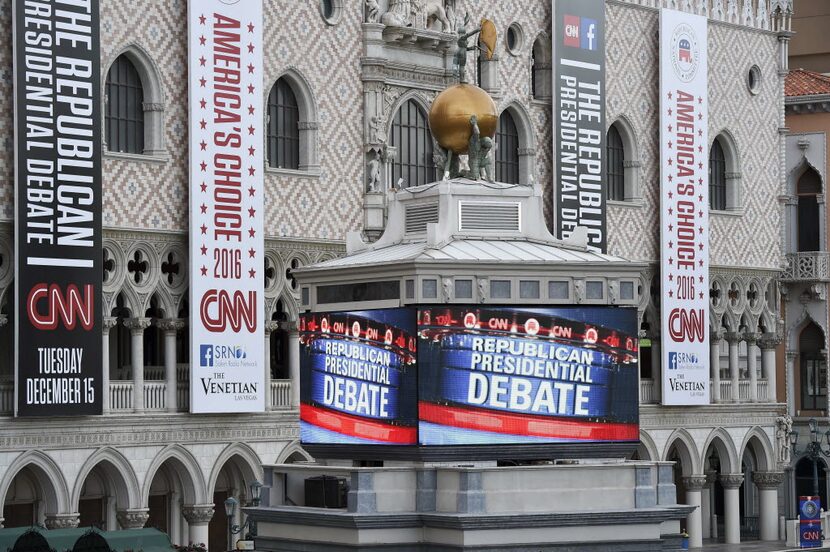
[670,23,700,83]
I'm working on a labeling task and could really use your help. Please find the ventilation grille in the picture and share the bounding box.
[459,201,521,232]
[405,203,439,234]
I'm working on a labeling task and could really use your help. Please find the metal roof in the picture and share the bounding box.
[306,238,629,271]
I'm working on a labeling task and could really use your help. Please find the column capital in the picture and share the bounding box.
[719,473,745,489]
[705,470,718,487]
[116,508,149,529]
[786,349,798,361]
[710,328,725,342]
[123,317,152,335]
[156,318,186,333]
[724,332,743,345]
[743,332,761,345]
[103,316,118,331]
[44,513,80,529]
[264,320,280,336]
[182,503,215,524]
[280,320,299,333]
[0,314,7,328]
[752,471,785,489]
[682,474,709,491]
[759,332,784,350]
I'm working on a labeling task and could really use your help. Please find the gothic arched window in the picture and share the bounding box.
[267,79,300,170]
[106,55,144,154]
[390,100,434,188]
[709,139,727,211]
[607,124,625,201]
[496,111,519,184]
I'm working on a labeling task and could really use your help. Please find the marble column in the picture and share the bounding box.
[169,490,181,545]
[720,473,744,544]
[182,504,214,548]
[786,350,797,416]
[682,475,708,548]
[700,472,714,538]
[124,318,152,412]
[759,333,781,402]
[157,319,186,412]
[116,508,149,530]
[725,332,741,402]
[745,332,760,402]
[753,471,785,541]
[102,317,118,414]
[264,321,279,411]
[651,336,661,403]
[710,330,723,403]
[287,322,300,408]
[44,513,80,529]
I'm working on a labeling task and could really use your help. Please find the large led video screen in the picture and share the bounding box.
[417,306,639,445]
[299,310,418,445]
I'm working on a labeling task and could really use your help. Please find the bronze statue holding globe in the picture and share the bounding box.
[429,17,499,182]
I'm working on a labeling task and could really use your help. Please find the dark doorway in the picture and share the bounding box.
[796,457,828,514]
[797,167,822,252]
[78,498,105,529]
[209,491,228,552]
[146,494,168,534]
[3,503,36,528]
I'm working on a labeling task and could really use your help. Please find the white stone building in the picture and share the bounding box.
[0,0,794,549]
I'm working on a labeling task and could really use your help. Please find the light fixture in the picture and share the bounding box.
[250,480,263,505]
[224,496,238,518]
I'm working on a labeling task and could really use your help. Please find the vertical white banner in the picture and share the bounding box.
[188,0,265,413]
[660,9,709,405]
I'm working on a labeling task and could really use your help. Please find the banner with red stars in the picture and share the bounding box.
[659,9,709,406]
[188,0,265,413]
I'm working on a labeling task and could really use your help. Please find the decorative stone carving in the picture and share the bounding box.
[682,475,708,491]
[264,320,280,337]
[103,316,118,332]
[182,504,215,525]
[776,415,793,464]
[382,0,411,27]
[0,314,7,328]
[758,333,783,351]
[156,318,186,335]
[124,317,152,336]
[45,513,81,529]
[367,151,382,193]
[365,0,380,23]
[719,473,745,489]
[477,278,487,303]
[724,331,742,345]
[442,278,452,302]
[752,471,785,489]
[117,508,150,529]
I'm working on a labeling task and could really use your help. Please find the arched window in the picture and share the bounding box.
[106,55,144,154]
[607,125,625,201]
[531,36,552,100]
[797,167,822,252]
[390,100,434,188]
[144,296,164,377]
[709,139,727,211]
[110,294,132,380]
[267,79,300,170]
[800,322,826,411]
[495,111,519,184]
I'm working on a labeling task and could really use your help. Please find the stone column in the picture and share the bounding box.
[157,319,186,412]
[682,475,707,548]
[264,321,279,411]
[710,330,723,402]
[44,513,80,529]
[720,473,744,544]
[745,332,760,402]
[287,322,300,408]
[725,332,742,402]
[102,317,118,414]
[124,318,152,412]
[182,504,214,548]
[700,472,713,538]
[0,517,4,528]
[651,336,661,403]
[759,334,781,402]
[753,471,785,541]
[169,490,181,545]
[786,350,797,416]
[116,508,149,529]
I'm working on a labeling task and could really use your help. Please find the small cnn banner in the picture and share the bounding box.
[659,9,709,405]
[188,0,265,413]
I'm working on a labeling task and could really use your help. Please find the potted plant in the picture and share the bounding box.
[174,544,207,552]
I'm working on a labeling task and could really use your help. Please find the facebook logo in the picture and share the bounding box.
[563,15,599,51]
[200,345,213,367]
[668,352,678,370]
[580,18,598,51]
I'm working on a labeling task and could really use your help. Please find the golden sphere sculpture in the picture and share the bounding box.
[428,83,498,155]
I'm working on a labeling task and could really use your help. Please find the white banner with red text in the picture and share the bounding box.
[188,0,265,413]
[659,9,709,406]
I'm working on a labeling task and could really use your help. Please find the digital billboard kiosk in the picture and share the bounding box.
[300,306,639,460]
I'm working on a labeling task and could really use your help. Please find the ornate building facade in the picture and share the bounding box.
[0,0,794,549]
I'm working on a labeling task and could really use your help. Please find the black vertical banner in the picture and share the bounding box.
[13,0,103,416]
[554,0,606,253]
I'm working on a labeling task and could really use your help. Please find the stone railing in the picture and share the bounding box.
[640,379,656,404]
[270,381,293,410]
[0,381,12,413]
[782,252,830,282]
[640,378,770,404]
